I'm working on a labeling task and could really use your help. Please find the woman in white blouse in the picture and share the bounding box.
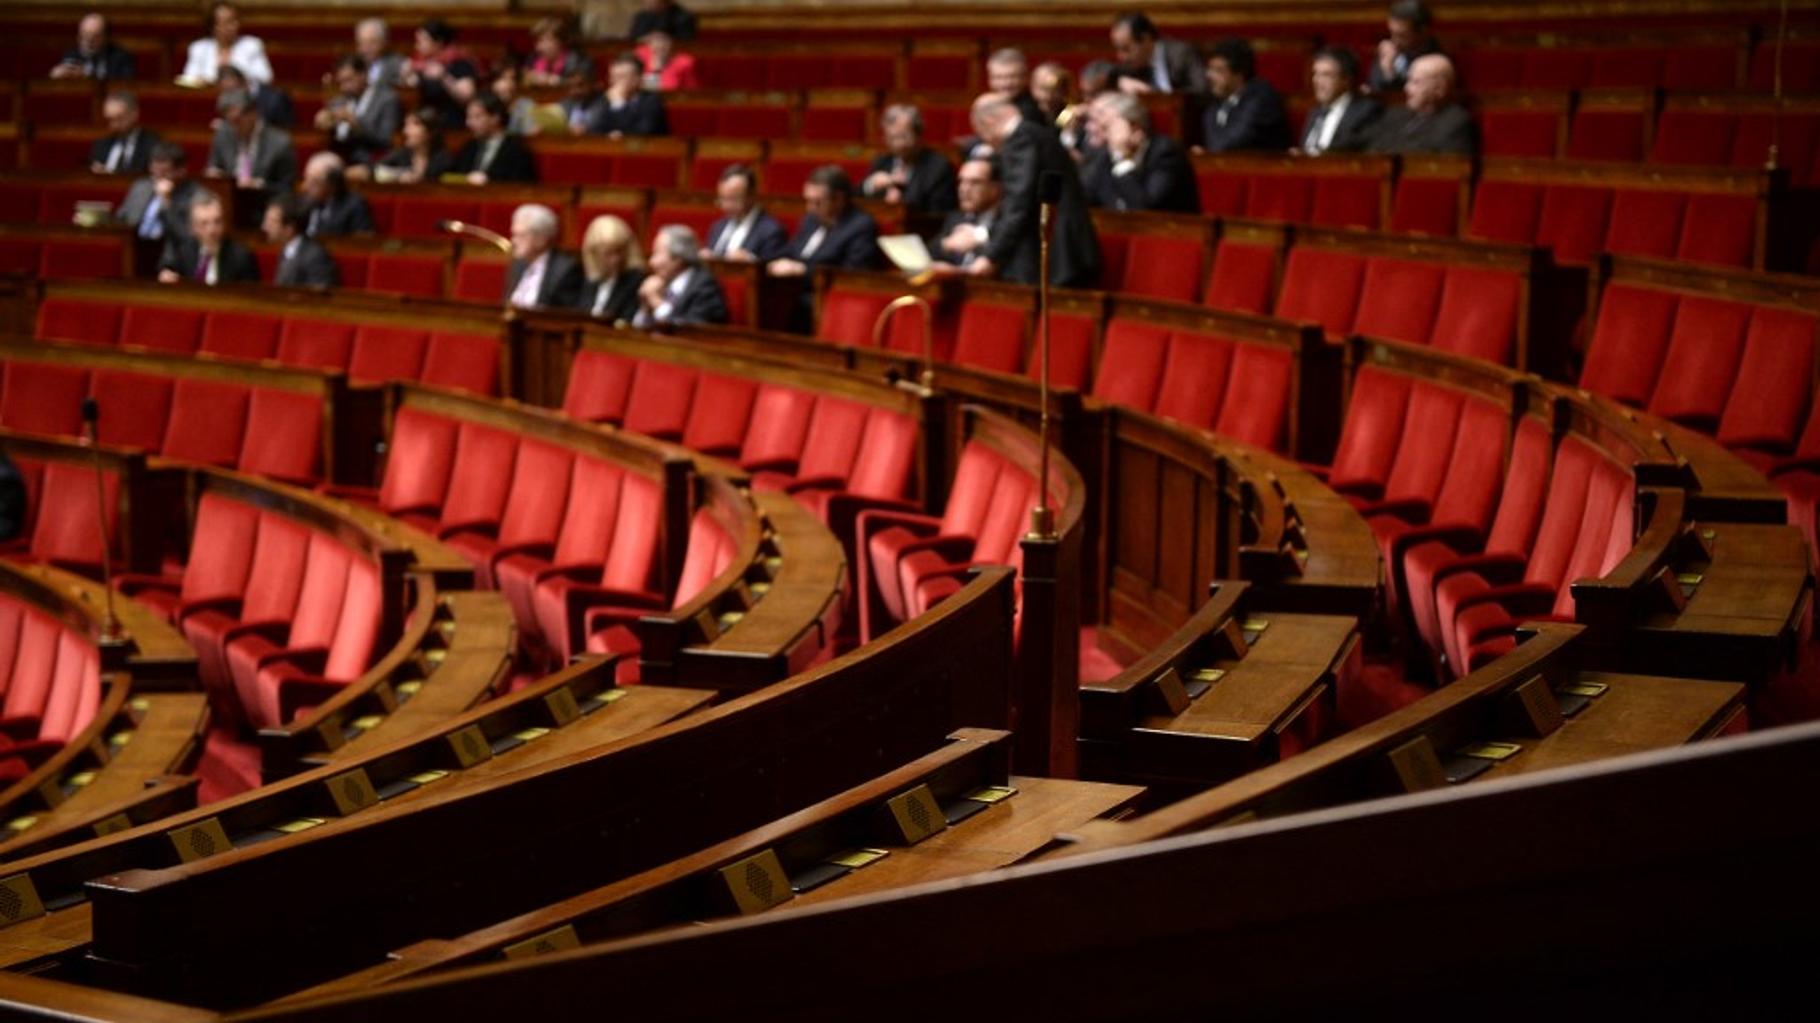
[182,2,272,84]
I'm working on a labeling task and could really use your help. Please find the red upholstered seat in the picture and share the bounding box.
[1579,284,1680,407]
[1430,266,1522,365]
[163,379,250,468]
[1202,241,1277,314]
[1602,189,1688,261]
[1565,109,1647,162]
[433,422,519,539]
[1245,175,1313,223]
[1533,185,1614,265]
[375,407,459,518]
[35,297,121,346]
[444,440,574,588]
[1481,108,1562,158]
[817,287,894,347]
[1650,110,1735,166]
[121,491,258,626]
[276,319,356,371]
[0,602,22,699]
[365,251,446,297]
[1362,382,1464,519]
[496,455,625,650]
[1091,320,1170,413]
[1214,344,1294,452]
[779,396,869,490]
[27,462,119,573]
[840,408,918,502]
[89,369,173,451]
[1372,393,1504,616]
[453,259,509,303]
[119,305,204,353]
[1465,179,1543,245]
[392,197,474,240]
[562,349,640,425]
[1676,193,1757,268]
[1646,296,1751,432]
[860,442,1003,628]
[1327,367,1412,497]
[622,360,699,441]
[238,388,325,484]
[740,385,816,473]
[1391,176,1464,237]
[349,325,430,384]
[682,373,760,458]
[1274,247,1366,339]
[583,510,736,669]
[2,612,64,726]
[1121,236,1204,303]
[1310,177,1381,229]
[1718,307,1818,455]
[200,311,282,361]
[1152,332,1234,430]
[531,471,663,660]
[422,331,501,395]
[2,361,88,436]
[41,238,126,280]
[37,631,99,745]
[1194,167,1246,216]
[1353,258,1446,345]
[228,535,353,728]
[1030,310,1098,391]
[951,300,1029,374]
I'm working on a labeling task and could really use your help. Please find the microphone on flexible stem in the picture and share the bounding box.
[1030,170,1063,541]
[81,398,120,643]
[439,219,515,311]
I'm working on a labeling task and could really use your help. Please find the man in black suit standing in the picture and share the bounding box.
[1368,53,1475,155]
[966,93,1098,287]
[588,53,668,138]
[264,195,338,287]
[702,164,788,263]
[1299,48,1384,155]
[1083,92,1199,213]
[300,152,374,238]
[1369,0,1443,93]
[768,166,883,277]
[636,225,729,328]
[90,91,160,175]
[1200,38,1290,153]
[454,94,538,184]
[862,105,958,216]
[932,157,1002,271]
[1110,13,1206,95]
[52,13,135,81]
[115,142,200,244]
[503,204,584,310]
[156,192,258,285]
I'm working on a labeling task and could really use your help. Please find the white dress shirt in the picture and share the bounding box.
[183,35,273,84]
[1305,93,1352,154]
[714,209,759,257]
[635,269,691,328]
[510,253,549,309]
[1149,45,1174,94]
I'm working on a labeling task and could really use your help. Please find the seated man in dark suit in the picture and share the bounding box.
[576,214,648,324]
[1369,0,1443,93]
[219,65,294,130]
[206,87,297,195]
[156,192,259,285]
[931,156,1002,271]
[768,166,883,278]
[52,13,135,81]
[90,91,160,175]
[702,164,789,263]
[862,105,958,216]
[1082,92,1199,213]
[1367,53,1475,155]
[264,194,338,287]
[966,92,1098,287]
[453,94,539,184]
[588,52,668,137]
[503,203,584,310]
[635,225,729,328]
[115,142,201,244]
[1298,47,1384,155]
[300,152,374,237]
[1200,37,1290,152]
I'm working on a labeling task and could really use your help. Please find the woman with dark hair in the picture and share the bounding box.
[525,16,590,87]
[358,106,453,184]
[402,18,479,117]
[182,1,271,83]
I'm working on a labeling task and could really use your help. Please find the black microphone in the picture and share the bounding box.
[1038,170,1064,205]
[81,397,99,425]
[435,218,455,232]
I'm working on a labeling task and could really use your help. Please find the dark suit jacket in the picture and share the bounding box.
[587,92,668,137]
[452,133,539,183]
[785,207,881,271]
[89,128,161,174]
[705,210,789,262]
[577,270,648,323]
[274,237,339,287]
[1119,38,1208,94]
[327,85,401,159]
[379,146,453,180]
[158,236,260,284]
[115,177,200,240]
[1201,79,1291,152]
[306,192,374,237]
[1083,135,1199,213]
[984,118,1098,288]
[650,268,728,326]
[503,251,585,309]
[208,123,298,189]
[60,44,135,81]
[1367,103,1476,156]
[250,84,296,130]
[1300,94,1385,154]
[1368,37,1444,93]
[1011,91,1045,124]
[932,208,996,267]
[863,148,958,215]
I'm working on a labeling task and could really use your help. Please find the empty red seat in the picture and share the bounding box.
[1244,175,1313,224]
[25,462,119,573]
[277,319,356,371]
[1352,258,1446,345]
[238,388,325,484]
[2,361,88,436]
[739,385,816,473]
[118,491,259,624]
[1533,185,1614,265]
[760,396,868,492]
[495,455,625,651]
[1274,248,1366,339]
[447,438,575,587]
[681,373,759,458]
[530,471,663,660]
[622,361,700,441]
[422,331,501,395]
[36,631,99,745]
[1090,319,1170,412]
[1213,345,1294,452]
[1645,296,1751,432]
[1718,307,1818,457]
[162,379,250,468]
[951,299,1030,374]
[1120,236,1204,303]
[1152,332,1233,430]
[1033,310,1099,392]
[1202,240,1277,315]
[366,252,446,297]
[226,535,353,728]
[428,422,519,539]
[817,287,895,347]
[562,349,639,425]
[200,311,282,361]
[1580,284,1679,407]
[1326,367,1412,497]
[89,369,173,450]
[1310,177,1382,230]
[1481,108,1562,158]
[1430,266,1522,365]
[120,305,204,353]
[35,297,120,347]
[369,407,459,522]
[2,612,64,731]
[583,509,736,672]
[40,238,125,281]
[453,259,509,303]
[1466,179,1544,246]
[1391,175,1465,237]
[1676,192,1757,268]
[349,326,430,384]
[1603,190,1687,261]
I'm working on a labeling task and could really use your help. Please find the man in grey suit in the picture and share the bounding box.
[264,195,338,288]
[635,225,728,329]
[1367,53,1475,156]
[1111,13,1206,95]
[315,54,399,164]
[207,88,297,195]
[352,18,404,90]
[115,142,202,244]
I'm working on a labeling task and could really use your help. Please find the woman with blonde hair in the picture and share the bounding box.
[574,215,649,323]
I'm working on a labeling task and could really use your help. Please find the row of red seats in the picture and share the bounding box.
[0,456,120,576]
[337,404,664,666]
[117,490,384,730]
[0,352,324,484]
[0,229,129,281]
[32,294,501,395]
[0,593,101,783]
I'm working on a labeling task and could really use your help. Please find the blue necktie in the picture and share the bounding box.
[137,195,163,239]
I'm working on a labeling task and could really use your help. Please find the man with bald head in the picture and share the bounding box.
[967,93,1097,287]
[1367,53,1474,154]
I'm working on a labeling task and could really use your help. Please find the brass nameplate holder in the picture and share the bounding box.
[502,923,582,960]
[827,848,889,869]
[1502,676,1565,738]
[1561,682,1608,699]
[316,717,346,751]
[409,769,451,786]
[274,818,325,834]
[964,785,1017,804]
[884,784,948,845]
[1386,735,1447,792]
[92,813,133,837]
[350,714,384,732]
[693,607,721,642]
[545,687,581,726]
[1150,667,1193,716]
[0,873,47,926]
[719,849,794,915]
[168,818,232,863]
[326,769,380,815]
[1209,618,1250,660]
[1456,741,1522,761]
[447,725,493,768]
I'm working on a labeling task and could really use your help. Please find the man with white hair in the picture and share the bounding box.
[1367,53,1474,154]
[986,48,1044,123]
[300,152,374,237]
[966,93,1098,287]
[503,204,583,310]
[635,225,728,328]
[53,13,135,81]
[353,18,404,89]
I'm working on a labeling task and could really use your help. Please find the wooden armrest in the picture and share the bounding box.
[277,676,347,724]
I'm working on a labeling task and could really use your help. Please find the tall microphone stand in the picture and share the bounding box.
[82,399,120,643]
[439,219,516,311]
[1030,173,1061,541]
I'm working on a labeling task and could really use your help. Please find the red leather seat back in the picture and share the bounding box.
[1391,176,1464,237]
[1153,332,1234,430]
[120,305,204,352]
[674,511,733,608]
[1245,175,1313,223]
[1647,295,1751,430]
[1466,179,1543,244]
[1650,110,1735,166]
[952,301,1029,374]
[0,601,24,698]
[1274,247,1366,338]
[496,441,574,548]
[200,311,282,361]
[600,472,662,592]
[1353,258,1446,345]
[1676,193,1756,268]
[847,409,919,501]
[1604,190,1688,261]
[276,319,357,371]
[1213,344,1293,453]
[970,462,1035,564]
[379,408,459,516]
[35,297,120,346]
[682,373,759,456]
[163,379,250,468]
[1430,266,1522,365]
[239,388,325,484]
[1202,241,1276,315]
[1534,185,1614,265]
[1718,307,1818,453]
[3,612,62,721]
[563,350,640,425]
[1091,320,1169,412]
[1031,310,1098,391]
[438,422,519,530]
[1310,176,1381,229]
[180,493,261,606]
[1551,455,1631,614]
[939,443,1006,538]
[1381,382,1464,507]
[1329,367,1412,493]
[1429,396,1508,530]
[365,252,446,297]
[740,385,816,470]
[1566,109,1646,162]
[349,326,430,384]
[1526,436,1601,587]
[422,331,501,395]
[30,462,118,569]
[817,287,894,347]
[1482,108,1561,158]
[1122,235,1204,303]
[2,361,88,436]
[90,369,173,450]
[323,557,382,682]
[1483,416,1554,555]
[1580,284,1679,407]
[290,536,355,650]
[552,458,625,567]
[38,630,98,744]
[794,396,870,483]
[623,361,699,441]
[242,511,312,622]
